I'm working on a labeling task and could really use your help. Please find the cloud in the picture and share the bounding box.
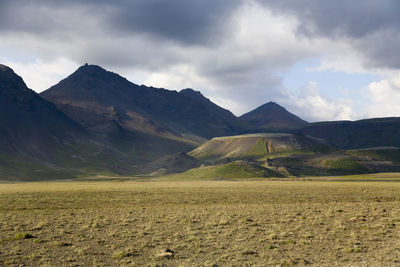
[258,0,400,69]
[0,57,79,92]
[139,1,331,116]
[307,55,367,75]
[364,73,400,118]
[0,0,241,46]
[280,82,354,121]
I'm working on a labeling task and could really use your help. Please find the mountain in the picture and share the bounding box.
[188,133,333,163]
[187,132,400,177]
[0,64,185,180]
[0,64,92,180]
[240,101,307,130]
[41,64,245,146]
[179,88,246,136]
[297,118,400,149]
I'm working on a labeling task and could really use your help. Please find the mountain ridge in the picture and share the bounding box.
[41,64,247,142]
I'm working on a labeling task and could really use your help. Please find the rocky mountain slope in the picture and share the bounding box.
[41,64,246,145]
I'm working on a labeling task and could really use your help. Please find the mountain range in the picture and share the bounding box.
[1,63,400,180]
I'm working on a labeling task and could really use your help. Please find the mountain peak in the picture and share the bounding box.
[0,64,28,92]
[240,101,307,130]
[42,64,133,97]
[0,64,13,72]
[261,101,284,109]
[180,88,199,93]
[180,88,204,98]
[75,63,110,75]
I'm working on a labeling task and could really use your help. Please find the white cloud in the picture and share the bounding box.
[0,57,79,92]
[143,64,206,91]
[364,74,400,118]
[281,82,354,121]
[307,55,367,74]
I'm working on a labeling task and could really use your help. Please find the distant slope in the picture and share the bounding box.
[271,147,400,176]
[346,147,400,163]
[179,88,249,135]
[298,118,400,149]
[162,160,284,180]
[186,131,400,178]
[41,64,245,144]
[136,152,201,175]
[240,102,307,130]
[188,133,332,163]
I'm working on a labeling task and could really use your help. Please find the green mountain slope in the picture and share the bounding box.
[188,133,332,162]
[186,132,400,178]
[162,161,284,180]
[136,152,201,175]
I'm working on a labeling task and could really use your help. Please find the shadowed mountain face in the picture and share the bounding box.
[240,101,307,130]
[0,64,94,179]
[41,64,245,144]
[0,64,86,157]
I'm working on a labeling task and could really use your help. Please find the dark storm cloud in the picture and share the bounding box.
[260,0,400,38]
[104,0,242,45]
[2,0,400,69]
[259,0,400,69]
[0,0,241,45]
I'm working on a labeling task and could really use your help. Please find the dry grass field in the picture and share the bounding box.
[1,175,400,266]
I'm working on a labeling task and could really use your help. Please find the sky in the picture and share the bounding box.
[1,0,400,122]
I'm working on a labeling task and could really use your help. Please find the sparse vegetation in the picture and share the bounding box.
[325,157,368,174]
[12,233,35,240]
[347,147,400,163]
[161,160,283,180]
[2,176,400,265]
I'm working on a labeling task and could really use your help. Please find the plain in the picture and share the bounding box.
[1,174,400,266]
